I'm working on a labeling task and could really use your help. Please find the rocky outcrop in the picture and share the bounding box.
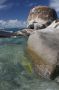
[27,8,59,80]
[27,6,57,29]
[0,29,34,37]
[27,27,59,80]
[14,19,59,37]
[14,29,35,36]
[15,6,58,37]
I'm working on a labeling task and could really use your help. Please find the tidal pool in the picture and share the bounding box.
[0,36,59,90]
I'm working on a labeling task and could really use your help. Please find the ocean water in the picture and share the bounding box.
[0,35,59,90]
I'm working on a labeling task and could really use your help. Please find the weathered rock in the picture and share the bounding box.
[27,28,59,79]
[14,30,24,36]
[27,6,57,29]
[14,29,34,36]
[21,29,34,36]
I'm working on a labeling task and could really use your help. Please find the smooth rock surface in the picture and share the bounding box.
[27,28,59,79]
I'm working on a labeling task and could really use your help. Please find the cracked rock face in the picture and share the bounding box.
[27,6,57,29]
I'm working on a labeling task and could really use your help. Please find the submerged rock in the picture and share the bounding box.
[27,6,57,29]
[27,28,59,80]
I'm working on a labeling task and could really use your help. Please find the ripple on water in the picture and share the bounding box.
[0,37,59,90]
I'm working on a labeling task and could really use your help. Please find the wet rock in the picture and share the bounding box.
[27,6,57,29]
[27,28,59,80]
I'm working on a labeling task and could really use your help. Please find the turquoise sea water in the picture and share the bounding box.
[0,36,59,90]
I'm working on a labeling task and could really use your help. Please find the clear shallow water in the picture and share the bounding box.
[0,36,59,90]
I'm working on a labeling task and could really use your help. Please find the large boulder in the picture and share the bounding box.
[27,6,57,29]
[27,27,59,80]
